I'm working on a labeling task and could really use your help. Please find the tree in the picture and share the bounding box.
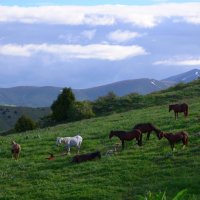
[69,101,95,121]
[15,115,36,133]
[51,87,75,122]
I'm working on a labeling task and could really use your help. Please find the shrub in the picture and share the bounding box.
[15,115,36,133]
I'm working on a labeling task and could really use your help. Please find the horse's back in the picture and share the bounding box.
[133,123,155,132]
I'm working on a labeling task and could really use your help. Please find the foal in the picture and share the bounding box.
[11,141,21,160]
[159,131,188,151]
[109,129,142,150]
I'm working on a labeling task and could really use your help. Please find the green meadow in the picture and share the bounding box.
[0,95,200,199]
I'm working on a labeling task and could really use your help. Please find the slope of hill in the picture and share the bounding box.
[0,106,51,132]
[74,78,168,101]
[0,96,199,199]
[162,68,200,84]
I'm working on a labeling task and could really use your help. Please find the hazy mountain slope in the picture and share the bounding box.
[162,68,200,84]
[0,79,168,107]
[74,78,168,101]
[0,86,61,107]
[0,69,199,107]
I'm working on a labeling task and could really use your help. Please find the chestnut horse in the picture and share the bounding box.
[133,123,161,145]
[72,151,101,163]
[169,103,188,120]
[109,129,142,150]
[11,141,21,160]
[159,131,188,151]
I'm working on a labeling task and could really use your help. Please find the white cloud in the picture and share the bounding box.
[107,30,141,43]
[81,29,96,40]
[0,3,200,28]
[154,57,200,66]
[0,44,148,61]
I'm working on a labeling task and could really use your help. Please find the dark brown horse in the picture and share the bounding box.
[109,129,142,150]
[159,131,188,151]
[169,103,188,120]
[133,123,161,145]
[72,151,101,163]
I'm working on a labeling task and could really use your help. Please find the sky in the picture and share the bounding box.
[0,0,200,88]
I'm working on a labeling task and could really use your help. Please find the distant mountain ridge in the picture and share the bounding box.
[0,69,199,107]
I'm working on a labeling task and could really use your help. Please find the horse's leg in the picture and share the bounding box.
[147,132,151,140]
[182,139,186,149]
[121,140,124,150]
[137,138,140,146]
[77,144,80,154]
[68,147,71,155]
[139,134,143,146]
[170,142,174,151]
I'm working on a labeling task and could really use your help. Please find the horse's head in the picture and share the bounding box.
[109,131,114,139]
[158,131,164,140]
[56,137,63,146]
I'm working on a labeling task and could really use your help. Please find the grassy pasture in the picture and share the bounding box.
[0,98,200,199]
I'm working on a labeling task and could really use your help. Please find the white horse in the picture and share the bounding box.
[56,135,83,154]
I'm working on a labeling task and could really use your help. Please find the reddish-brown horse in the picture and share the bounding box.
[133,123,162,145]
[159,131,188,151]
[109,129,142,150]
[169,103,188,120]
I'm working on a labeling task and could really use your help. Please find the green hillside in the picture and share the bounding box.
[0,106,51,133]
[0,94,199,199]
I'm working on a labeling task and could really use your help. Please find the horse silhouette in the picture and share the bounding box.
[169,103,188,120]
[109,129,142,150]
[133,123,161,145]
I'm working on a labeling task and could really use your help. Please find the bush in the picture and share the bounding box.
[15,115,36,133]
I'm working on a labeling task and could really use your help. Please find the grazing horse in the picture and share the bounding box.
[56,135,83,154]
[169,103,188,120]
[109,129,142,150]
[133,123,161,145]
[72,151,101,163]
[11,141,21,160]
[159,131,188,151]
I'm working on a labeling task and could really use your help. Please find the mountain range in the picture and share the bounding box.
[0,69,199,108]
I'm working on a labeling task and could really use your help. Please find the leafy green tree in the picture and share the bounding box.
[15,115,36,133]
[69,101,95,121]
[51,87,75,122]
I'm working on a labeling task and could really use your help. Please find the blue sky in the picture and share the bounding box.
[0,1,200,88]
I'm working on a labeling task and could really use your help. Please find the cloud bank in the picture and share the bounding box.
[154,57,200,66]
[0,3,200,27]
[0,44,147,61]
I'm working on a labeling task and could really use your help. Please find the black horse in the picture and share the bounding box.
[72,151,101,163]
[133,123,161,145]
[169,103,188,120]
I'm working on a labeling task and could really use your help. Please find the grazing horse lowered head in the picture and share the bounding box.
[109,129,142,150]
[56,135,83,154]
[133,123,162,145]
[159,131,189,151]
[169,103,188,120]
